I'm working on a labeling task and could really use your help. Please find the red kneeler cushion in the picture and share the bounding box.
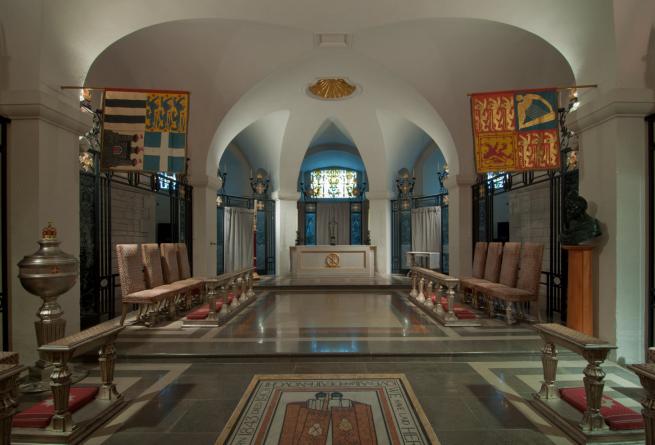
[559,387,644,430]
[13,386,99,428]
[186,302,224,320]
[430,295,477,319]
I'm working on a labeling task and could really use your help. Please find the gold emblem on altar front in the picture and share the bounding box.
[325,253,340,268]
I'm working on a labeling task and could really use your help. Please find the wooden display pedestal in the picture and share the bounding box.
[562,245,594,336]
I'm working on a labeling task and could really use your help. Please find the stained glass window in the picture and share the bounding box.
[310,169,358,199]
[487,172,506,190]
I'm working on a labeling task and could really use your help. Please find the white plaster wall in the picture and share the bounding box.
[275,198,297,276]
[574,91,652,363]
[7,117,81,364]
[368,197,392,275]
[191,178,220,277]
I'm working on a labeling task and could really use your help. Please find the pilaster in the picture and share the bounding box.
[188,175,221,277]
[568,87,655,363]
[0,89,90,364]
[273,192,298,276]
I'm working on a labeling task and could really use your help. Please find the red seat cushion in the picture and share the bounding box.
[186,304,210,320]
[560,387,644,431]
[13,386,99,428]
[186,301,225,320]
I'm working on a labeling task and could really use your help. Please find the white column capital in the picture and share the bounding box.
[444,174,477,189]
[568,88,655,134]
[188,174,222,190]
[0,88,91,135]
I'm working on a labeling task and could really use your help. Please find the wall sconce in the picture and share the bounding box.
[437,163,449,191]
[250,168,270,198]
[395,168,415,210]
[215,195,223,207]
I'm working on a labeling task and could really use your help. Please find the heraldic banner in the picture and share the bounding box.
[470,89,560,174]
[101,89,189,173]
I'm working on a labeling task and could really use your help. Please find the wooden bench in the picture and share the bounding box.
[478,242,543,324]
[408,267,480,327]
[627,363,655,445]
[0,358,25,445]
[13,321,126,443]
[116,244,180,326]
[531,323,643,443]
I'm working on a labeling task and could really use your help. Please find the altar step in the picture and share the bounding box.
[254,274,410,291]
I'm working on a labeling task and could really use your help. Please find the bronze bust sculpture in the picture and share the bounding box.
[561,190,601,245]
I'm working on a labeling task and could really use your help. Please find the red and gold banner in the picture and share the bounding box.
[470,89,561,173]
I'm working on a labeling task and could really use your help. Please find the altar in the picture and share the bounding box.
[289,245,376,277]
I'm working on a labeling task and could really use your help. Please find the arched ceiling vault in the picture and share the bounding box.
[83,14,576,193]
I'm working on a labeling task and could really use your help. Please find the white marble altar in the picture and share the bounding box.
[289,245,376,277]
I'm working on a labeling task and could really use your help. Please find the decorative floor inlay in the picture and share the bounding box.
[216,374,439,445]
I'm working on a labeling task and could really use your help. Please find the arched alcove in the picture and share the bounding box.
[296,119,369,246]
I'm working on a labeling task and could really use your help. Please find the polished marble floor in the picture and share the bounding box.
[76,355,643,445]
[116,291,542,357]
[49,289,644,444]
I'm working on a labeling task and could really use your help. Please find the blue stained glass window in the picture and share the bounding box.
[310,169,357,199]
[350,212,361,245]
[305,213,316,245]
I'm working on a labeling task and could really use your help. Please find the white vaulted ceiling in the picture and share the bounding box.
[59,1,597,193]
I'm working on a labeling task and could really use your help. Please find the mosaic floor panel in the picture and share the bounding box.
[217,374,438,445]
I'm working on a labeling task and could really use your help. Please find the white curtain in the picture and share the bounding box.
[316,202,350,245]
[223,207,254,272]
[411,206,441,253]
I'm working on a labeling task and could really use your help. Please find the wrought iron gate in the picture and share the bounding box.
[216,194,275,276]
[647,113,655,347]
[471,101,580,322]
[391,193,449,274]
[79,170,193,328]
[472,169,578,322]
[0,116,9,350]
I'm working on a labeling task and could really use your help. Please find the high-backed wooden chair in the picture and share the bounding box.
[176,242,205,300]
[160,243,203,307]
[483,242,544,323]
[116,244,173,326]
[460,242,503,302]
[459,242,489,293]
[475,242,520,292]
[482,242,503,282]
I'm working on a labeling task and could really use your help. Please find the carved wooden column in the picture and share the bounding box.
[580,349,609,431]
[48,355,73,432]
[205,279,218,320]
[409,270,418,298]
[416,277,425,303]
[0,363,25,444]
[425,281,434,308]
[246,273,255,298]
[537,342,559,399]
[239,275,248,303]
[230,280,239,309]
[444,281,458,322]
[98,342,120,401]
[409,271,417,298]
[628,363,655,445]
